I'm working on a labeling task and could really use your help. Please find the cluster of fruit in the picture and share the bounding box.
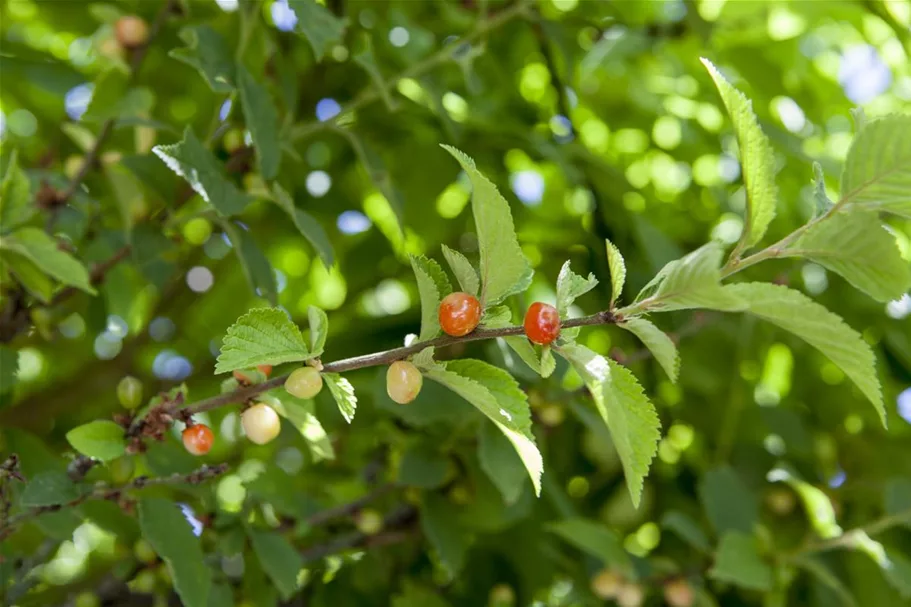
[590,569,694,607]
[116,294,560,455]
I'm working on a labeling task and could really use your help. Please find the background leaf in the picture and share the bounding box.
[65,420,125,461]
[710,532,773,591]
[237,66,281,180]
[841,114,911,217]
[0,228,95,295]
[138,498,211,607]
[248,529,303,600]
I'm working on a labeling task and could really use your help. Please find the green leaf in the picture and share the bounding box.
[661,511,710,553]
[224,223,278,305]
[768,466,841,538]
[0,228,95,295]
[794,556,858,607]
[410,255,452,341]
[547,518,634,576]
[392,582,452,607]
[270,184,334,267]
[169,25,235,92]
[701,58,777,246]
[215,308,310,374]
[556,343,659,507]
[339,131,406,229]
[840,114,911,218]
[605,239,626,307]
[555,261,598,317]
[725,283,884,425]
[104,163,144,241]
[138,498,211,607]
[65,420,125,462]
[699,465,758,535]
[441,146,533,306]
[307,305,329,357]
[480,306,548,378]
[884,478,911,528]
[619,318,680,383]
[424,359,542,496]
[478,420,526,504]
[20,471,83,507]
[287,0,348,60]
[0,346,19,394]
[323,373,357,423]
[540,347,556,379]
[709,531,773,591]
[83,68,128,121]
[786,210,911,302]
[353,36,396,111]
[632,242,746,312]
[398,443,450,489]
[441,244,479,297]
[1,149,34,232]
[1,250,54,302]
[271,394,334,461]
[248,529,303,601]
[882,548,911,598]
[237,66,281,180]
[420,493,471,574]
[153,128,251,216]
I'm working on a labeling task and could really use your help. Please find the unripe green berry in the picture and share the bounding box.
[539,403,565,427]
[242,403,281,445]
[355,508,384,535]
[117,376,143,409]
[285,366,323,399]
[489,583,516,606]
[109,455,135,484]
[223,128,244,153]
[182,217,212,246]
[386,361,422,404]
[74,591,100,607]
[134,538,157,564]
[131,569,157,593]
[64,155,84,179]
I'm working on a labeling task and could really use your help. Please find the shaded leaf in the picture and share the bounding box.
[420,493,471,574]
[548,518,633,575]
[555,261,598,317]
[0,149,34,232]
[170,25,235,92]
[20,471,83,507]
[323,373,357,423]
[699,466,759,535]
[0,228,95,295]
[841,114,911,218]
[270,184,334,266]
[726,283,884,425]
[425,359,542,496]
[410,255,451,341]
[0,346,19,394]
[478,420,526,504]
[248,529,303,601]
[224,224,278,305]
[709,531,773,591]
[787,210,911,302]
[661,511,710,553]
[287,0,347,60]
[237,66,281,180]
[65,420,125,462]
[441,244,479,297]
[441,146,533,306]
[620,318,680,382]
[153,128,251,216]
[138,498,211,607]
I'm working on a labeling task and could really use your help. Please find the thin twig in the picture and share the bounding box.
[300,504,417,563]
[183,310,620,416]
[0,463,228,540]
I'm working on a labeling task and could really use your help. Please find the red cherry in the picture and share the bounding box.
[257,364,273,377]
[439,292,481,337]
[524,302,560,345]
[182,424,214,456]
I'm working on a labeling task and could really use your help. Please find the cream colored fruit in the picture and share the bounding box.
[616,583,644,607]
[241,403,281,444]
[591,568,622,599]
[663,578,694,607]
[115,15,149,48]
[386,361,422,404]
[285,366,323,399]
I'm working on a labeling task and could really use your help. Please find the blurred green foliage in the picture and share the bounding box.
[1,0,911,606]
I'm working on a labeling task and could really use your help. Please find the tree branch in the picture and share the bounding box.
[0,463,228,540]
[182,309,620,416]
